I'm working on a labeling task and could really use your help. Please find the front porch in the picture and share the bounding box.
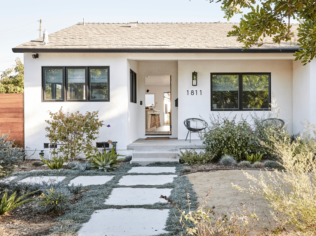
[127,138,205,165]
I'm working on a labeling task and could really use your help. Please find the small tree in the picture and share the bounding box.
[45,108,103,160]
[0,58,24,93]
[0,132,23,178]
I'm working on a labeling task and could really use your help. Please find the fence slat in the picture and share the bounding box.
[0,94,24,147]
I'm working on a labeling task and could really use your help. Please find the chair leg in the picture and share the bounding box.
[185,130,189,141]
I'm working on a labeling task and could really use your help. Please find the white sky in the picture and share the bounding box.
[0,0,297,73]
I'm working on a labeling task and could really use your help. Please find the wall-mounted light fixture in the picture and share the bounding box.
[146,89,149,93]
[32,53,39,59]
[192,71,197,86]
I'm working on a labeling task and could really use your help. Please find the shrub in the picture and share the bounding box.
[67,184,82,195]
[40,155,65,170]
[0,190,38,215]
[252,162,264,168]
[37,188,69,213]
[263,160,283,169]
[246,153,264,164]
[0,132,24,178]
[233,122,316,233]
[179,149,215,165]
[238,161,251,168]
[45,108,103,160]
[89,146,122,172]
[67,161,90,171]
[203,114,266,161]
[219,155,237,166]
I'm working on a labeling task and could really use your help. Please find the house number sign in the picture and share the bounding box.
[187,90,202,95]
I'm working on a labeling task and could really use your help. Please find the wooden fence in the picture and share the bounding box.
[0,94,24,147]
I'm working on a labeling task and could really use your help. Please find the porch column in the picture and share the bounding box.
[292,59,316,134]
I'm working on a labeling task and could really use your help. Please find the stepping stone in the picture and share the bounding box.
[19,176,66,184]
[118,175,177,186]
[69,176,114,187]
[128,167,176,174]
[105,188,172,205]
[78,208,169,236]
[0,176,17,182]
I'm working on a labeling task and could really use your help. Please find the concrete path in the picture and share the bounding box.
[78,166,177,236]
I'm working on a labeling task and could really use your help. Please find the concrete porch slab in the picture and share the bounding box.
[127,138,204,151]
[69,176,114,187]
[105,188,172,205]
[78,208,170,236]
[118,175,177,186]
[128,167,176,174]
[19,176,66,184]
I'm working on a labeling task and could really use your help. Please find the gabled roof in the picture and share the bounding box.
[12,22,300,53]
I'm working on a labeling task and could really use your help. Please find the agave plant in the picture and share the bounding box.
[40,155,65,170]
[0,190,38,215]
[245,153,264,164]
[90,146,122,172]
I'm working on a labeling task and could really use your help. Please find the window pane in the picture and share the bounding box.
[89,68,109,100]
[44,68,63,100]
[67,69,86,100]
[242,74,269,109]
[212,75,239,109]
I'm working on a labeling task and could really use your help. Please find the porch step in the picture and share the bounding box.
[131,151,179,165]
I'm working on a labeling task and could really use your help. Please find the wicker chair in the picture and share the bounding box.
[262,118,285,129]
[183,118,208,143]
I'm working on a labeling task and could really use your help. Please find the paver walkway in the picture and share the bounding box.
[8,166,180,235]
[78,166,177,236]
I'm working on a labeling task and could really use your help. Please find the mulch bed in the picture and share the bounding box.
[181,162,273,175]
[0,200,57,236]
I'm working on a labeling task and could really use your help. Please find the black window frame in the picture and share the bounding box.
[210,73,271,111]
[42,66,110,102]
[130,69,137,103]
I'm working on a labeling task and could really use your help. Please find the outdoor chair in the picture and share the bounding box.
[262,118,285,129]
[183,118,208,143]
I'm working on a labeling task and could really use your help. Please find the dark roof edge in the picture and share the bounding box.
[12,48,299,53]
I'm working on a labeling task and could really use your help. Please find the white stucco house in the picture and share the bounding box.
[12,21,316,160]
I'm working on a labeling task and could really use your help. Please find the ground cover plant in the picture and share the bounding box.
[219,155,237,166]
[233,122,316,234]
[179,149,215,165]
[45,108,103,160]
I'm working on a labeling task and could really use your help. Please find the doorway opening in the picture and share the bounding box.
[145,75,171,135]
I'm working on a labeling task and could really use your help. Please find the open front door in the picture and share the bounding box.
[145,75,172,135]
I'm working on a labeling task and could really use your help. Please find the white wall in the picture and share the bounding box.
[178,60,293,140]
[24,53,130,157]
[145,85,170,125]
[127,60,139,144]
[293,59,316,134]
[138,61,178,138]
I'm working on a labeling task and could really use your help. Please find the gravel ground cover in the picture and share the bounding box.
[1,162,197,236]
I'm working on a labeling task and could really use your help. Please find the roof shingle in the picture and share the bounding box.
[13,22,300,52]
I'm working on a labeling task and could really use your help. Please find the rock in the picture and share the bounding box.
[32,162,43,167]
[182,166,191,172]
